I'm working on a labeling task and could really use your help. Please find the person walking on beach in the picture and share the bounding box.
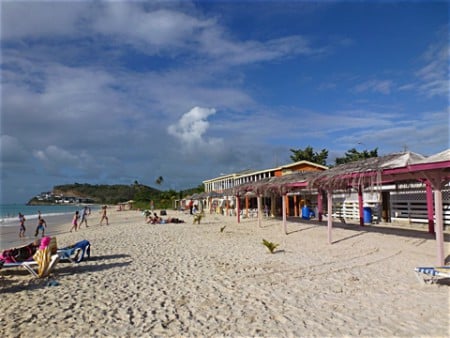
[70,210,80,232]
[79,206,91,229]
[100,205,109,225]
[34,215,47,237]
[18,212,26,238]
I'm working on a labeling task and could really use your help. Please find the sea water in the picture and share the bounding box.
[0,204,100,227]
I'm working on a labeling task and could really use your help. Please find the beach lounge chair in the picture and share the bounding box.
[414,266,450,284]
[0,236,59,278]
[1,254,59,278]
[57,240,91,263]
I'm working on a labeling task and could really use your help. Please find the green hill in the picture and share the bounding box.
[28,183,204,210]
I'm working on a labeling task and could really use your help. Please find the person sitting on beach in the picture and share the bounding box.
[150,213,161,224]
[34,215,47,237]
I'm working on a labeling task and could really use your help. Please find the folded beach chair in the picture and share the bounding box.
[57,240,91,263]
[414,266,450,284]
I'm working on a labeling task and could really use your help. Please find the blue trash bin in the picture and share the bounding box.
[363,207,372,224]
[302,206,310,220]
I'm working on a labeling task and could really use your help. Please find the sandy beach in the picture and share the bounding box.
[1,208,449,337]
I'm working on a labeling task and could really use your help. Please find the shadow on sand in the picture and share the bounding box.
[280,216,450,243]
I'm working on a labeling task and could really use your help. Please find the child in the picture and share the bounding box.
[18,212,26,238]
[35,215,47,237]
[70,211,80,232]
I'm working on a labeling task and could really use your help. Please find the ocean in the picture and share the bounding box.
[0,204,100,227]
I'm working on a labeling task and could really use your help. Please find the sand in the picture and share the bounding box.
[1,208,449,337]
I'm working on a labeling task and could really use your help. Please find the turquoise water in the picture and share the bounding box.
[0,204,99,226]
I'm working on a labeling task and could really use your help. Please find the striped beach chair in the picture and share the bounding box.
[414,266,450,284]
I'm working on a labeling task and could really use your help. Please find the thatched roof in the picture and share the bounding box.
[220,150,449,197]
[308,152,425,190]
[415,149,450,164]
[228,171,320,195]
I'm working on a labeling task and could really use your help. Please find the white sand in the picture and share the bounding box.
[1,209,449,337]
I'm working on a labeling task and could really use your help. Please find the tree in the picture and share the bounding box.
[289,146,328,166]
[335,147,378,165]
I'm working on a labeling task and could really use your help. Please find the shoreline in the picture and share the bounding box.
[1,208,449,337]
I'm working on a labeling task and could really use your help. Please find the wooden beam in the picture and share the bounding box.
[327,190,333,244]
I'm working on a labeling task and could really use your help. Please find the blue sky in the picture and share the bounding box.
[1,0,448,203]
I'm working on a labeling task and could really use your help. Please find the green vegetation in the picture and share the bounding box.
[290,146,378,166]
[262,239,279,254]
[290,146,328,166]
[29,182,204,210]
[334,147,378,165]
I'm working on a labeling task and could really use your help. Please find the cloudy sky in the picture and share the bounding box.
[1,1,448,203]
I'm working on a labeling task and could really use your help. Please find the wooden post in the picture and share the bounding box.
[257,194,262,228]
[327,190,333,244]
[434,187,445,266]
[425,181,435,233]
[236,195,240,223]
[317,189,323,222]
[285,195,290,217]
[294,195,298,217]
[358,186,364,226]
[282,193,287,234]
[245,195,249,218]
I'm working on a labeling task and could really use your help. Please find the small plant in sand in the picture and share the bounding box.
[262,239,279,254]
[220,225,226,233]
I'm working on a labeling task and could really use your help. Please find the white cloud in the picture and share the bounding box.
[415,41,449,98]
[0,134,27,161]
[353,79,393,95]
[33,145,78,164]
[167,106,222,151]
[1,1,89,40]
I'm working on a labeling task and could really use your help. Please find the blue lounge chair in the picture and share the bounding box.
[57,240,91,263]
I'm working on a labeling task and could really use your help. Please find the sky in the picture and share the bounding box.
[1,0,449,204]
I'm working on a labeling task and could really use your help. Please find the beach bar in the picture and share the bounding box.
[205,150,450,266]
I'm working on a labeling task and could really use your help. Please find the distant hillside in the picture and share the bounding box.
[28,182,205,209]
[29,183,161,205]
[55,183,162,204]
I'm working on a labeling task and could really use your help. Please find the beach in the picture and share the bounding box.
[1,208,449,337]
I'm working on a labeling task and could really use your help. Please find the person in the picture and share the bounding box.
[34,215,47,237]
[18,212,26,238]
[79,206,91,228]
[189,200,194,215]
[70,210,80,232]
[150,200,154,213]
[100,205,109,225]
